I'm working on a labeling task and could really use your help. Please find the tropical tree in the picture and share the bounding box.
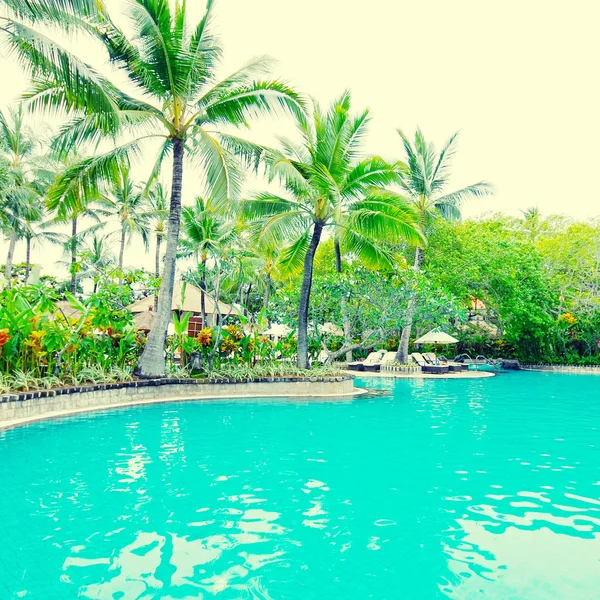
[0,105,45,287]
[1,0,304,376]
[394,129,493,363]
[244,93,424,368]
[147,181,169,310]
[45,152,105,293]
[100,167,152,279]
[20,200,54,282]
[79,234,114,293]
[178,196,236,326]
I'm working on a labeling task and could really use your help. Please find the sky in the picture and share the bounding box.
[1,0,599,276]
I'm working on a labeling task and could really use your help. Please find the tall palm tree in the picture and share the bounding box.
[178,197,236,326]
[2,0,304,376]
[244,93,424,368]
[45,151,105,293]
[0,105,44,287]
[79,234,114,293]
[394,129,493,363]
[100,167,153,279]
[21,199,54,282]
[147,181,169,310]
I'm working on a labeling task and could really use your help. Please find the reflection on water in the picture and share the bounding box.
[0,371,599,599]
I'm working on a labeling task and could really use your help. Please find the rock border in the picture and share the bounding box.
[520,364,600,374]
[0,375,356,430]
[0,375,354,404]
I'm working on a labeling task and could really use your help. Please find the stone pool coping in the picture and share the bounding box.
[352,370,495,380]
[0,376,356,431]
[521,364,600,374]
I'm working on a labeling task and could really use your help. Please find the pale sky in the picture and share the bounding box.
[1,0,599,276]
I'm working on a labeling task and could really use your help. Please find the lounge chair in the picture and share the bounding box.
[381,352,398,365]
[433,353,469,372]
[410,352,449,374]
[363,350,386,372]
[348,350,385,372]
[347,361,365,372]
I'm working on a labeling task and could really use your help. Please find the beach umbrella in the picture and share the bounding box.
[320,322,344,336]
[414,328,459,345]
[263,323,292,337]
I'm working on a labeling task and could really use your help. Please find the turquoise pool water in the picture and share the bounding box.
[1,371,599,599]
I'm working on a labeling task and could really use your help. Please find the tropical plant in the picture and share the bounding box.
[147,181,169,275]
[394,129,493,362]
[44,151,106,293]
[244,92,424,367]
[1,0,304,376]
[179,196,236,325]
[78,234,115,293]
[0,105,46,287]
[99,166,153,279]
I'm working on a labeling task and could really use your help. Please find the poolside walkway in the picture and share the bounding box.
[350,370,495,380]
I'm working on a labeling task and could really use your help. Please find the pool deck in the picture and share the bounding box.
[350,370,495,380]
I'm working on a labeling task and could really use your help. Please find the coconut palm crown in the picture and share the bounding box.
[1,0,305,375]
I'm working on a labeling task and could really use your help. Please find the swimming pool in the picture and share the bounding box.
[1,371,599,599]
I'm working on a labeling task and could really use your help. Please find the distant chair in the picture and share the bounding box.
[410,352,449,374]
[348,350,385,372]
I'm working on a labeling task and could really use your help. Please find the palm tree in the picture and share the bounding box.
[0,105,44,287]
[244,238,282,311]
[521,206,543,243]
[21,200,54,282]
[1,0,304,376]
[178,197,236,326]
[45,151,105,293]
[244,93,424,368]
[394,129,493,363]
[100,167,153,279]
[148,181,169,310]
[79,234,114,293]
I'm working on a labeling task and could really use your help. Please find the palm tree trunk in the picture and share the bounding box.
[4,231,18,289]
[263,273,271,310]
[396,246,423,363]
[135,137,185,378]
[297,221,324,369]
[70,217,78,294]
[334,239,353,362]
[154,233,162,312]
[118,227,126,284]
[200,256,207,328]
[25,236,31,283]
[245,283,253,313]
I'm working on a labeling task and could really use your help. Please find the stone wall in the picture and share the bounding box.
[520,364,600,374]
[0,376,356,426]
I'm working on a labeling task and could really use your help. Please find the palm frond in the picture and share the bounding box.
[187,127,245,208]
[1,0,102,24]
[47,140,141,217]
[242,193,304,219]
[339,228,397,271]
[341,156,401,198]
[277,231,310,277]
[434,181,494,216]
[349,189,425,246]
[201,80,306,126]
[3,21,122,122]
